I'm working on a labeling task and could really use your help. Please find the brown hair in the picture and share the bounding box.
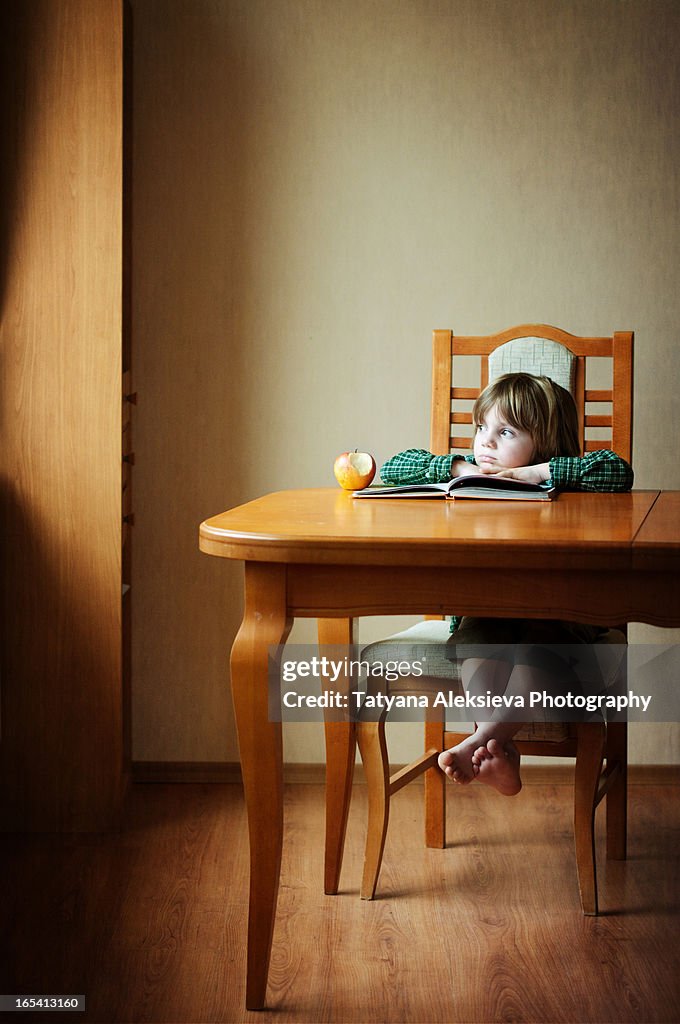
[472,373,581,462]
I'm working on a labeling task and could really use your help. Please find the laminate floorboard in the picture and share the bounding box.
[0,778,678,1023]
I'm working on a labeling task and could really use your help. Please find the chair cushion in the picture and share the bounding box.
[488,337,576,394]
[360,623,626,743]
[361,619,461,683]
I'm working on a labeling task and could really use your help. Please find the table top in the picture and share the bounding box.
[199,488,667,570]
[631,491,680,570]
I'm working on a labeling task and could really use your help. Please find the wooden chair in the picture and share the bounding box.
[351,324,634,915]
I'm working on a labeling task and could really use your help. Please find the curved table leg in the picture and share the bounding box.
[230,562,292,1010]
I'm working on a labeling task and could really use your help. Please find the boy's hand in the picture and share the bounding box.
[482,463,551,485]
[451,460,485,479]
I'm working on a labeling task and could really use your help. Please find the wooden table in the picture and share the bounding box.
[199,488,679,1009]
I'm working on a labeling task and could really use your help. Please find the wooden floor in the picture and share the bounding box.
[1,776,679,1023]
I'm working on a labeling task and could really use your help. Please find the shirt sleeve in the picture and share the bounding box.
[548,449,634,492]
[379,449,475,485]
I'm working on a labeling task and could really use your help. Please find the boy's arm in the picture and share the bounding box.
[548,449,634,492]
[379,449,475,485]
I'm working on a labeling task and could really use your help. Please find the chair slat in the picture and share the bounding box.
[451,387,480,399]
[450,436,473,450]
[612,331,634,463]
[575,356,586,449]
[481,357,489,390]
[430,330,453,454]
[585,389,613,402]
[584,415,612,427]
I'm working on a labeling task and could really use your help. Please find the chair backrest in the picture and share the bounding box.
[430,324,633,462]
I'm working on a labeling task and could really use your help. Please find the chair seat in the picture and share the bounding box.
[361,619,462,684]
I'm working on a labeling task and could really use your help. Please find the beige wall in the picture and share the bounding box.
[130,0,680,766]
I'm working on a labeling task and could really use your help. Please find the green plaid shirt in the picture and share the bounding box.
[379,448,634,491]
[378,448,634,632]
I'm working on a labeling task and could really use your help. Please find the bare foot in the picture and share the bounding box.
[471,738,522,795]
[438,738,481,784]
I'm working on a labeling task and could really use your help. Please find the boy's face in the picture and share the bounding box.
[473,404,536,469]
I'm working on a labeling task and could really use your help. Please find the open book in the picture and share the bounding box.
[353,474,556,501]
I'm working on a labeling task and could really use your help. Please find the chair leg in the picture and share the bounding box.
[357,718,391,900]
[605,721,627,861]
[573,720,606,916]
[319,616,357,895]
[424,716,445,848]
[324,719,356,894]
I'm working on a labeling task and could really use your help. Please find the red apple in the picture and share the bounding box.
[333,449,376,490]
